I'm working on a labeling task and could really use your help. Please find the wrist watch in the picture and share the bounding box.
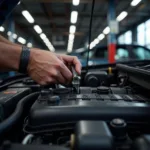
[19,46,31,74]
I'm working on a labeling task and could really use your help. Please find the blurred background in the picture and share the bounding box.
[1,0,150,77]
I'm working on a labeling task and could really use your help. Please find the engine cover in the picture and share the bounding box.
[28,86,150,128]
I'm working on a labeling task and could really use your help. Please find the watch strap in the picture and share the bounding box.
[19,46,30,74]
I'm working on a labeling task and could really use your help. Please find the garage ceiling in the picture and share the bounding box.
[12,0,150,53]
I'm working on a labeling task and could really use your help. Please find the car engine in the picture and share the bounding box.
[0,61,150,150]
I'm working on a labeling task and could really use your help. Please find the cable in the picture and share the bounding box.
[0,74,27,85]
[0,92,39,136]
[0,77,30,90]
[86,0,95,72]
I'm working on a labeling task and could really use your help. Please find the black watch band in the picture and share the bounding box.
[19,46,30,74]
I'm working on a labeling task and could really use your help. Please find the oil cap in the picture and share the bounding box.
[97,86,109,94]
[110,118,127,140]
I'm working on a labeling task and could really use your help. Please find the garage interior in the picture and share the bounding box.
[0,0,150,54]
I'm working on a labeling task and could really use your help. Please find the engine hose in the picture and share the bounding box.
[0,77,30,90]
[0,92,39,136]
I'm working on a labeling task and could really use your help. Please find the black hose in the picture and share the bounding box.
[0,92,39,136]
[0,74,27,85]
[0,77,30,90]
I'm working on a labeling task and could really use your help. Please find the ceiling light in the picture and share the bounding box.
[12,33,17,39]
[69,34,75,41]
[90,42,96,49]
[93,38,100,45]
[0,26,5,32]
[27,42,32,47]
[73,0,80,6]
[98,33,105,40]
[40,33,47,40]
[17,1,21,5]
[43,38,55,52]
[7,31,12,36]
[131,0,141,6]
[71,11,78,24]
[103,26,110,34]
[47,44,55,52]
[34,25,42,34]
[44,38,49,43]
[22,10,34,24]
[67,42,73,52]
[18,37,26,44]
[67,49,72,53]
[67,46,73,53]
[69,25,76,34]
[117,11,128,22]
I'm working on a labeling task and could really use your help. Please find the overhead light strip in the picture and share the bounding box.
[131,0,142,6]
[0,26,5,32]
[22,10,55,51]
[117,11,128,22]
[73,0,80,6]
[22,10,34,24]
[71,11,78,24]
[103,26,110,35]
[34,25,42,34]
[18,37,26,44]
[67,0,80,52]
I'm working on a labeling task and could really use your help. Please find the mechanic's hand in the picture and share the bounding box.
[56,54,82,75]
[27,49,81,85]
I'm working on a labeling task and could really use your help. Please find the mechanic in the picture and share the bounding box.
[0,35,82,85]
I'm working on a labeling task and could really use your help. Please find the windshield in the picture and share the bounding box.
[73,45,150,66]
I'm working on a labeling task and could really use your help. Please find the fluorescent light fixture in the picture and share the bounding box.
[47,44,55,52]
[73,0,80,6]
[103,26,110,34]
[18,1,21,5]
[117,11,128,22]
[40,33,46,40]
[69,34,75,41]
[27,42,32,47]
[90,42,96,49]
[67,49,72,53]
[131,0,141,6]
[98,33,105,40]
[7,31,12,36]
[13,33,17,39]
[93,38,100,45]
[67,46,73,52]
[18,37,26,44]
[71,11,78,24]
[69,25,76,34]
[67,41,73,52]
[44,38,49,43]
[22,10,34,24]
[43,38,55,52]
[34,25,42,34]
[0,26,5,32]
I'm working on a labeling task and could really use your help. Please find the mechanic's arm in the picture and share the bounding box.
[0,42,81,85]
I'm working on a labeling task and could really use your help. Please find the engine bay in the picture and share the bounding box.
[1,61,150,150]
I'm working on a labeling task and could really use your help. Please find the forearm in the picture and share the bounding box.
[0,42,22,71]
[0,35,20,47]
